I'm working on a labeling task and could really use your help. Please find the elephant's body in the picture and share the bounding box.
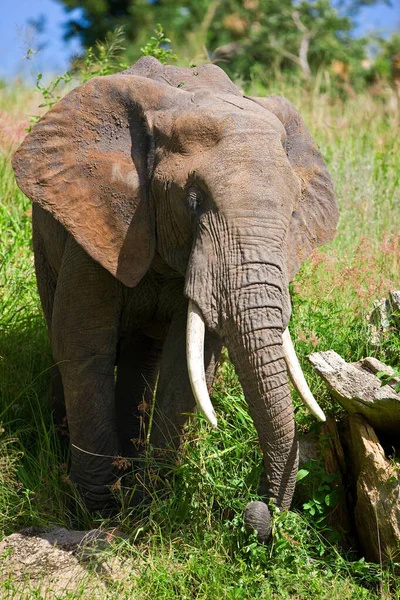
[13,57,338,539]
[33,203,222,506]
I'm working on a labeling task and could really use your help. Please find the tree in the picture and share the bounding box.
[55,0,388,81]
[59,0,151,48]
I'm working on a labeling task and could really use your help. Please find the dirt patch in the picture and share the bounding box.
[0,526,130,598]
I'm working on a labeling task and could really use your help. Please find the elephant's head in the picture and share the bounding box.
[12,57,338,540]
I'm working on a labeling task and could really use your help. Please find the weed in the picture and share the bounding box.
[377,368,400,393]
[140,24,177,64]
[29,26,127,127]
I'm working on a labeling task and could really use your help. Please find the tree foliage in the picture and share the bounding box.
[56,0,396,83]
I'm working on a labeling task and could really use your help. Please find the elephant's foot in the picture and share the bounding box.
[70,461,124,514]
[243,501,272,542]
[73,478,118,514]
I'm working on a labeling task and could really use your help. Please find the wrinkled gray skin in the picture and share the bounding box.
[12,57,338,540]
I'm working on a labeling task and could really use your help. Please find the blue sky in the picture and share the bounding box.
[1,0,82,80]
[1,0,399,81]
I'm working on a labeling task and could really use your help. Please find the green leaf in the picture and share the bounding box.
[376,370,389,380]
[325,489,340,507]
[296,469,309,482]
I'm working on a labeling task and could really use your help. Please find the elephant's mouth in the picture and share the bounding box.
[186,299,326,426]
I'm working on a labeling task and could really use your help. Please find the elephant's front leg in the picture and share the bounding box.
[150,307,222,452]
[52,239,123,510]
[115,332,163,456]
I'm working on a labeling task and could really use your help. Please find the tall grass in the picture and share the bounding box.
[0,74,399,598]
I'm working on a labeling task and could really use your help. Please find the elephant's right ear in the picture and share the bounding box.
[12,75,176,287]
[249,95,339,281]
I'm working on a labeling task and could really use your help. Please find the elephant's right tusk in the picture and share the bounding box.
[186,300,218,428]
[282,328,326,422]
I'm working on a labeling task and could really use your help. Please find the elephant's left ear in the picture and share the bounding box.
[249,95,339,280]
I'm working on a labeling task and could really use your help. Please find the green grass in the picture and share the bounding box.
[1,78,400,598]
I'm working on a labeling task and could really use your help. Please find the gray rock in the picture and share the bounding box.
[308,351,400,432]
[368,291,400,345]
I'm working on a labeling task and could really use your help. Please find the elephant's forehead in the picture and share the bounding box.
[155,102,285,155]
[124,56,242,97]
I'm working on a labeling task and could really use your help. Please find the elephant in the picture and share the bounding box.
[12,56,338,541]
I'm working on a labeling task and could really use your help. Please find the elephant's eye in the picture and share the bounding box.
[186,188,202,212]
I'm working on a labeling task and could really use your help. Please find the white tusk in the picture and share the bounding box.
[186,300,218,428]
[282,328,326,422]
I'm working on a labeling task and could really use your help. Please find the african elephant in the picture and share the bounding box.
[12,56,338,541]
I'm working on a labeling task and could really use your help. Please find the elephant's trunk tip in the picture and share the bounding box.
[282,328,326,422]
[186,300,218,428]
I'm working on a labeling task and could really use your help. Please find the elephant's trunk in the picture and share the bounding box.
[185,215,318,540]
[224,272,298,540]
[228,285,297,490]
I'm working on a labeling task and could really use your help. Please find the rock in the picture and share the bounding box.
[389,291,400,328]
[321,418,355,546]
[358,356,395,378]
[298,418,346,475]
[347,414,400,563]
[368,290,400,344]
[369,297,392,331]
[308,351,400,432]
[320,417,347,475]
[0,526,129,598]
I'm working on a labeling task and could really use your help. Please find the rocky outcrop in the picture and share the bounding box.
[308,351,400,432]
[309,350,400,563]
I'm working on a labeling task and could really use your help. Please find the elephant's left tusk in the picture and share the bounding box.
[282,328,326,422]
[186,300,218,428]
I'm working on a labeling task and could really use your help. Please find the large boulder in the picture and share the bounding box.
[308,351,400,432]
[308,350,400,562]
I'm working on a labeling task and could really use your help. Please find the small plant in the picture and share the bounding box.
[29,26,127,127]
[80,25,127,82]
[29,71,72,127]
[377,368,400,393]
[0,431,27,536]
[140,24,177,64]
[296,459,341,536]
